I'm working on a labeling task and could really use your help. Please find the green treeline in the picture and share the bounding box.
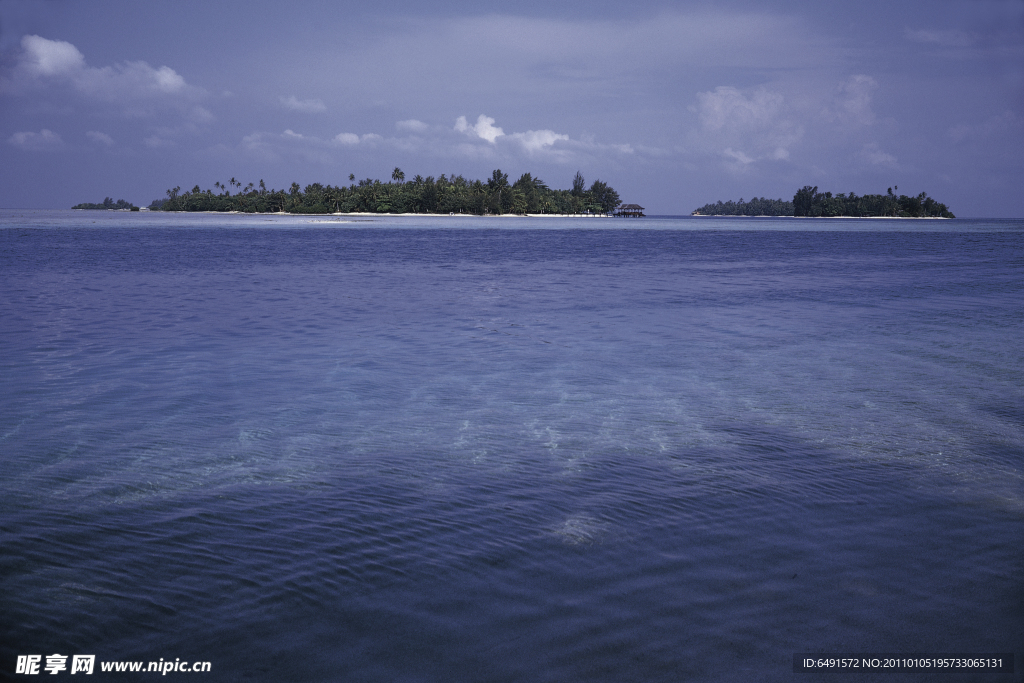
[73,197,139,211]
[691,197,793,216]
[792,186,954,218]
[153,169,621,215]
[693,186,955,218]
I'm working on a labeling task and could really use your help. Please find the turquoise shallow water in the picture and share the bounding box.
[1,211,1022,681]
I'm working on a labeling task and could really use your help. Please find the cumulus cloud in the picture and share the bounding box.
[240,128,385,163]
[5,35,201,107]
[825,75,878,127]
[279,95,327,113]
[691,85,801,170]
[8,128,63,150]
[859,143,898,168]
[334,132,381,145]
[86,131,114,145]
[234,114,631,169]
[334,132,361,145]
[453,114,577,156]
[19,35,85,77]
[455,114,505,143]
[396,119,428,133]
[508,129,569,154]
[696,86,784,132]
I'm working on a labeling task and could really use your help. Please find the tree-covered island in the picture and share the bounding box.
[693,186,954,218]
[151,169,621,215]
[73,197,139,211]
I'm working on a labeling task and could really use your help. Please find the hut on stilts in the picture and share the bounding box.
[614,203,645,217]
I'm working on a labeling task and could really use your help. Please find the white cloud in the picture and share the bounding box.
[150,65,186,93]
[8,128,63,150]
[7,35,201,106]
[396,119,428,133]
[509,129,569,154]
[232,114,634,170]
[86,131,114,145]
[690,85,802,170]
[455,114,505,143]
[333,132,381,145]
[825,75,878,127]
[723,148,754,165]
[697,86,784,132]
[279,95,327,113]
[240,129,385,164]
[859,143,898,168]
[449,114,639,164]
[19,35,85,77]
[453,114,580,156]
[190,106,214,124]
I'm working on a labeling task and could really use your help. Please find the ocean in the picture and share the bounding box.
[1,210,1021,681]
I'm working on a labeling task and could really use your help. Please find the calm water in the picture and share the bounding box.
[2,211,1022,682]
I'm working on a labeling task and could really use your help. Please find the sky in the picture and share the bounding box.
[1,0,1022,216]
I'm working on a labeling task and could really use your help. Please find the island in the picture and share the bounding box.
[73,197,139,211]
[152,170,622,216]
[693,186,954,218]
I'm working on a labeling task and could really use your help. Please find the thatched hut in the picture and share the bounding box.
[615,203,645,217]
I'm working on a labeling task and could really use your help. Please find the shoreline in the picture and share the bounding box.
[145,211,618,218]
[66,209,952,220]
[690,214,952,219]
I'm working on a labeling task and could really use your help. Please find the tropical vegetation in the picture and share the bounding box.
[691,197,793,216]
[693,186,954,218]
[72,197,139,211]
[792,186,954,218]
[152,170,621,215]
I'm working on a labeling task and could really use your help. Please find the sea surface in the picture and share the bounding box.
[1,210,1022,682]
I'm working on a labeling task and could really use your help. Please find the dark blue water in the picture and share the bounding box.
[2,211,1022,682]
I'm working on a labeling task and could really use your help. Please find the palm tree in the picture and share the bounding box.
[392,167,405,183]
[572,171,586,196]
[487,169,509,214]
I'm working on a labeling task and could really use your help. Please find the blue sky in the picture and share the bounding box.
[1,0,1022,215]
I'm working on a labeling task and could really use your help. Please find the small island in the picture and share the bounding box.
[72,197,139,211]
[693,186,954,218]
[152,170,622,216]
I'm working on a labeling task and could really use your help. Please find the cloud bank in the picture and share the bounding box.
[8,128,63,151]
[279,95,326,113]
[690,86,802,170]
[9,35,196,102]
